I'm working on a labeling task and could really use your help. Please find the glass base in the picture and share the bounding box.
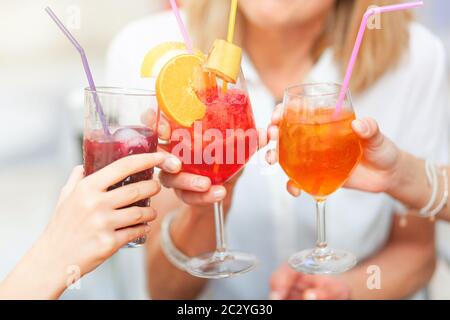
[185,251,258,279]
[288,247,356,275]
[123,235,146,249]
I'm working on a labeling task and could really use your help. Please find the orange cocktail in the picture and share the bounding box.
[279,108,362,198]
[279,83,362,275]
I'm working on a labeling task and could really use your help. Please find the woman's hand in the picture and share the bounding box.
[270,264,351,300]
[267,103,403,196]
[0,152,181,299]
[45,153,181,274]
[345,118,402,193]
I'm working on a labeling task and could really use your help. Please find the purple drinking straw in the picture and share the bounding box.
[45,6,111,137]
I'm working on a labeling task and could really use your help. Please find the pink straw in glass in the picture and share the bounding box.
[169,0,193,53]
[45,6,111,137]
[334,1,424,116]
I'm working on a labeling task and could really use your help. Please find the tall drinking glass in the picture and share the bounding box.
[165,71,259,279]
[83,87,158,248]
[278,83,363,274]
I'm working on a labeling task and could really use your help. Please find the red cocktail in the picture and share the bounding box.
[84,127,158,206]
[168,88,257,185]
[83,87,159,248]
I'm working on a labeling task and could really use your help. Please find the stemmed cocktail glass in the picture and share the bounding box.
[278,83,363,274]
[166,71,259,279]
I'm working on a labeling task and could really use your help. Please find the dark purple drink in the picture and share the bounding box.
[83,126,158,207]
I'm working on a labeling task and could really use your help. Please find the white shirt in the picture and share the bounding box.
[63,11,449,300]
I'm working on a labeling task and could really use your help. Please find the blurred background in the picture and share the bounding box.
[0,0,449,299]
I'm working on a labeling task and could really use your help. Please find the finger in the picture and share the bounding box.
[110,206,157,229]
[175,185,227,205]
[157,155,182,174]
[58,166,85,205]
[265,149,278,165]
[104,180,161,208]
[287,180,301,197]
[271,103,283,126]
[140,108,157,127]
[268,125,279,142]
[85,153,166,190]
[303,286,346,300]
[352,118,384,150]
[303,289,322,300]
[284,274,318,300]
[257,127,269,149]
[159,171,211,192]
[158,117,171,141]
[269,264,300,300]
[115,224,151,248]
[140,109,171,139]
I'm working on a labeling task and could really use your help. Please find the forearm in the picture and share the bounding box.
[389,152,449,222]
[341,215,436,299]
[147,206,217,299]
[0,236,67,300]
[388,152,430,210]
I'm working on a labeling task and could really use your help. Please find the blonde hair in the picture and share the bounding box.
[185,0,412,94]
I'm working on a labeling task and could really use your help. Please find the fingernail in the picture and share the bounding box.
[163,156,181,172]
[269,292,282,300]
[303,290,317,300]
[158,124,168,137]
[353,119,368,135]
[213,188,226,200]
[268,126,278,140]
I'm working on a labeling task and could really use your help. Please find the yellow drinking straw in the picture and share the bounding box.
[227,0,238,43]
[222,0,238,93]
[206,0,242,91]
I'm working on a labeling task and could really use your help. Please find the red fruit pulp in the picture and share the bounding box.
[168,89,257,185]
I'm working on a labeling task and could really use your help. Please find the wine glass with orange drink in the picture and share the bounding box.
[278,83,363,274]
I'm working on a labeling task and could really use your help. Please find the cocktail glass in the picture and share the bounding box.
[83,87,158,248]
[166,71,259,279]
[279,83,363,274]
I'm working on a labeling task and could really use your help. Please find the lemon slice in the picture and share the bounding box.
[141,42,204,78]
[156,54,213,127]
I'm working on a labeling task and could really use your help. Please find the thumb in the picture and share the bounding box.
[58,166,85,205]
[352,118,384,152]
[352,118,400,171]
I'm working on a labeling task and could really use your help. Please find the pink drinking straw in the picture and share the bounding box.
[169,0,193,53]
[334,1,424,116]
[45,6,111,137]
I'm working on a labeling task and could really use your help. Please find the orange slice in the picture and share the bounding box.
[156,54,214,127]
[141,42,204,78]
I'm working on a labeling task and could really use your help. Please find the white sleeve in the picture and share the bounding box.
[392,26,450,263]
[104,25,138,88]
[408,34,450,264]
[104,12,184,91]
[395,30,449,166]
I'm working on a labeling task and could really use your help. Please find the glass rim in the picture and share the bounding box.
[284,82,349,98]
[84,86,156,97]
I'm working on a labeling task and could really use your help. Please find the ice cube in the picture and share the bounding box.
[113,127,149,153]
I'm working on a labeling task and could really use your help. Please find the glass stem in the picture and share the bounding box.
[214,200,227,259]
[314,199,330,257]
